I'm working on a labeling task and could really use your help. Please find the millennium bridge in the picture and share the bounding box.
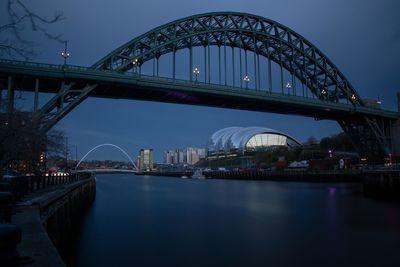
[0,12,399,160]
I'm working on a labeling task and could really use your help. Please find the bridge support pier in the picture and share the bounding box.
[391,92,400,155]
[339,115,394,162]
[391,119,400,155]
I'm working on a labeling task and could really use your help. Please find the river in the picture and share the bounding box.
[67,174,400,267]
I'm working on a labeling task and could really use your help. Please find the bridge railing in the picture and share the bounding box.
[0,172,93,202]
[0,58,90,72]
[1,59,397,118]
[124,72,361,108]
[0,58,338,106]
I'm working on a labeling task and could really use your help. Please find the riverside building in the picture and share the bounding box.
[207,126,301,159]
[138,149,154,171]
[165,147,206,165]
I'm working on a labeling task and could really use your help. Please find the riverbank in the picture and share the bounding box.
[136,169,363,182]
[137,168,400,199]
[11,176,96,266]
[204,169,363,182]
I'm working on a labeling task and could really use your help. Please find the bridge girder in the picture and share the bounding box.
[338,116,393,160]
[93,12,361,106]
[38,82,96,133]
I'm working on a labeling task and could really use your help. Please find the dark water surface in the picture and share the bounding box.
[69,174,400,267]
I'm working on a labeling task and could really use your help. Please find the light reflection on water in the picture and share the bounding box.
[69,174,400,267]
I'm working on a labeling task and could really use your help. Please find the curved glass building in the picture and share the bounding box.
[207,126,301,156]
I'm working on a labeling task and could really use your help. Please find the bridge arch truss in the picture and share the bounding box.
[93,12,361,106]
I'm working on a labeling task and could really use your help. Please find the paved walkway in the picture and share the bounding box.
[12,180,91,267]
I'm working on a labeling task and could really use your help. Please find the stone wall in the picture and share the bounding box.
[392,119,400,155]
[43,177,96,260]
[13,176,96,267]
[390,93,400,155]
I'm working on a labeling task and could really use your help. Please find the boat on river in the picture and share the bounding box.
[191,169,206,179]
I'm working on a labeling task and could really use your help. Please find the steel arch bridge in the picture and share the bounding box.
[0,12,398,160]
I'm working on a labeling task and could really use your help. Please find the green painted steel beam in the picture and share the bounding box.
[91,12,363,107]
[0,59,398,120]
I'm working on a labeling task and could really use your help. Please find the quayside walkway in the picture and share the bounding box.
[0,172,96,267]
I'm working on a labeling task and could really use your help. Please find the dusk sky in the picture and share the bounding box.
[2,0,400,162]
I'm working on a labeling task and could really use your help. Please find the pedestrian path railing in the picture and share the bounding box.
[0,172,93,202]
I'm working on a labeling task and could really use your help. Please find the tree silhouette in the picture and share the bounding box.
[0,0,63,60]
[0,105,65,172]
[0,1,65,173]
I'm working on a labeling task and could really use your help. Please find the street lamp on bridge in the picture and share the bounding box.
[61,41,70,65]
[193,67,200,82]
[132,58,139,73]
[243,75,250,89]
[286,82,292,96]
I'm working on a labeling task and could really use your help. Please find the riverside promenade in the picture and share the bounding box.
[1,172,96,266]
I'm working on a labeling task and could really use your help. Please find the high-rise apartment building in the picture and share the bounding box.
[164,147,206,165]
[138,149,154,171]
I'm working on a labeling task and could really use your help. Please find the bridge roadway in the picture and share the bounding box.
[0,59,398,121]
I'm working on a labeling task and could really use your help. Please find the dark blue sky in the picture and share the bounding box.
[2,0,400,162]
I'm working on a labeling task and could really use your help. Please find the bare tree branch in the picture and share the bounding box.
[0,0,64,60]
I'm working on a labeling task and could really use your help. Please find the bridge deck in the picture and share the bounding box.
[0,59,398,120]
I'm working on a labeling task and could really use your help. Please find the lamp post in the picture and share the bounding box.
[193,67,200,82]
[68,144,78,170]
[243,75,250,89]
[61,41,70,65]
[132,58,139,73]
[286,82,292,96]
[68,144,78,168]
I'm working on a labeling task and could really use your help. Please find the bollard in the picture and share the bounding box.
[0,224,22,267]
[0,192,14,223]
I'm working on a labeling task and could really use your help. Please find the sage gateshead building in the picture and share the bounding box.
[207,127,301,158]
